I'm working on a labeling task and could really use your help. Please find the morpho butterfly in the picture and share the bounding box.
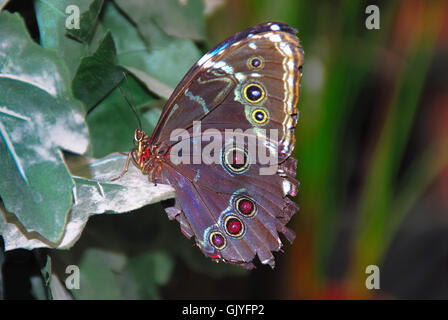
[115,22,303,269]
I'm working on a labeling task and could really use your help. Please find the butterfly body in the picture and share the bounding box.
[120,22,303,269]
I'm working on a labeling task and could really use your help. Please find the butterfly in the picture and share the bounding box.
[115,22,303,269]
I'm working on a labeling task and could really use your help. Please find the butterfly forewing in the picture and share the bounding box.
[153,22,303,159]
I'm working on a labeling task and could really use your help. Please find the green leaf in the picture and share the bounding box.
[72,31,123,110]
[101,2,146,54]
[66,0,104,43]
[124,66,173,100]
[35,0,92,76]
[35,0,105,77]
[30,275,47,300]
[86,74,157,158]
[70,248,173,299]
[71,248,127,299]
[39,254,53,299]
[104,2,201,90]
[115,0,205,41]
[141,100,163,130]
[126,251,174,299]
[0,12,88,243]
[0,153,175,251]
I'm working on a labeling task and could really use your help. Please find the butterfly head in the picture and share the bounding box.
[131,128,153,171]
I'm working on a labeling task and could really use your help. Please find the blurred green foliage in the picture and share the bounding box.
[207,0,448,298]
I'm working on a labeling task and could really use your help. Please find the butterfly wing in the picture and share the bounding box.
[161,134,299,269]
[152,22,303,268]
[152,22,303,159]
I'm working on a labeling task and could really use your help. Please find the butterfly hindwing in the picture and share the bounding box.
[161,133,299,268]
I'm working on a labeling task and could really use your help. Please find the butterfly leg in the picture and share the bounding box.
[148,161,163,186]
[149,166,158,186]
[110,152,132,181]
[154,165,162,185]
[144,158,156,186]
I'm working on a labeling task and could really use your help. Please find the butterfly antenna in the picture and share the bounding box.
[119,71,142,131]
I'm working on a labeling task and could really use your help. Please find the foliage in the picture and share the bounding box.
[218,0,448,298]
[0,0,242,300]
